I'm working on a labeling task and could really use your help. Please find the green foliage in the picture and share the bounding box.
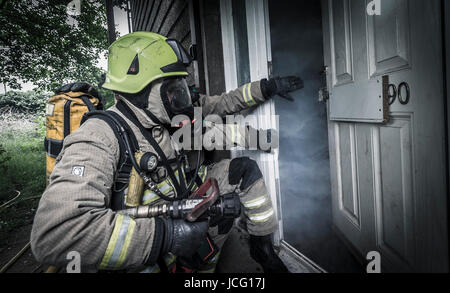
[0,143,11,173]
[0,114,46,235]
[34,114,46,138]
[99,87,115,109]
[0,90,48,113]
[0,0,110,91]
[0,129,45,198]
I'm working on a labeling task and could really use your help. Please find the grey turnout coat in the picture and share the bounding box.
[31,80,277,272]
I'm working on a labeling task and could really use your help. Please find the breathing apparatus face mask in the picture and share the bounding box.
[160,77,194,120]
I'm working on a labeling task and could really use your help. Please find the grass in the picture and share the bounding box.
[0,109,46,241]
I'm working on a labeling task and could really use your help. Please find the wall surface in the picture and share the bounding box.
[130,0,195,85]
[444,0,450,262]
[268,0,362,272]
[199,0,226,96]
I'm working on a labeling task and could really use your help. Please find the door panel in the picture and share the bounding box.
[329,0,387,123]
[323,0,448,272]
[367,0,410,77]
[332,0,354,86]
[373,114,415,270]
[336,124,361,228]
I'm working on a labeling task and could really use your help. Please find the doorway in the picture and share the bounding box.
[219,0,363,272]
[267,0,362,273]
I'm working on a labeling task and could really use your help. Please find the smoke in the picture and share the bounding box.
[269,0,362,272]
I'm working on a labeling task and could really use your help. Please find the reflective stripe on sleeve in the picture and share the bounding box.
[246,208,274,223]
[99,214,136,269]
[243,83,257,107]
[243,195,268,210]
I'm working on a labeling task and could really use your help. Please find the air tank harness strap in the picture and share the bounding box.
[81,110,140,210]
[116,100,187,199]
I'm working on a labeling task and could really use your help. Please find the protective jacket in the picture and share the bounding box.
[31,80,277,272]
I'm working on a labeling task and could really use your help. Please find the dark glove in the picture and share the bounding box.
[161,218,209,258]
[55,82,101,100]
[260,76,304,101]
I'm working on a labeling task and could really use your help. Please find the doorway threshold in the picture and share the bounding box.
[278,241,327,273]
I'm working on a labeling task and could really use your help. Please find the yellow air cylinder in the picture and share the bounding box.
[125,152,145,207]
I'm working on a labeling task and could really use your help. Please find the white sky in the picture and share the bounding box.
[0,6,130,94]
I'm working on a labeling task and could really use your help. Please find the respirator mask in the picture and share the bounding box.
[160,77,194,121]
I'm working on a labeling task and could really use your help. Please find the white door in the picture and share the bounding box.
[322,0,448,272]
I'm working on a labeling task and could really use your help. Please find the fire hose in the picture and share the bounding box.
[118,178,241,224]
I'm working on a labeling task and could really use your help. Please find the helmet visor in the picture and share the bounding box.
[161,77,192,115]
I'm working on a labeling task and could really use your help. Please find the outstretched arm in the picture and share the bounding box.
[197,76,304,118]
[198,81,266,118]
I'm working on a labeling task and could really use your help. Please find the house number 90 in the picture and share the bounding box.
[388,82,410,105]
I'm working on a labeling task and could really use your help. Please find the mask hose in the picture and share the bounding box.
[180,150,202,198]
[123,127,202,201]
[113,117,179,202]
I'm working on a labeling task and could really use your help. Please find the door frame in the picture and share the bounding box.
[220,0,281,246]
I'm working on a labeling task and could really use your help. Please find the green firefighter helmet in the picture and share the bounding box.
[101,31,191,94]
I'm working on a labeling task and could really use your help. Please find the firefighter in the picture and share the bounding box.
[31,32,303,273]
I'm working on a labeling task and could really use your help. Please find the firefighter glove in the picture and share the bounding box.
[261,76,304,101]
[161,218,209,258]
